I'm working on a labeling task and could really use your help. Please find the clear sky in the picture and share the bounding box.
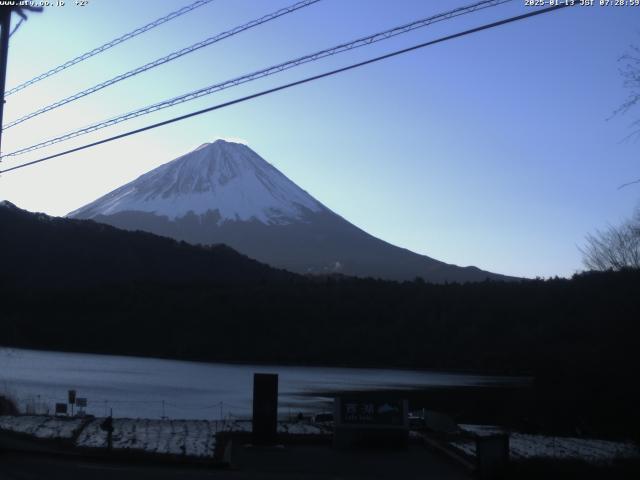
[0,0,638,279]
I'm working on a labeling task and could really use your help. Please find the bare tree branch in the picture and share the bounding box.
[581,211,640,271]
[618,178,640,190]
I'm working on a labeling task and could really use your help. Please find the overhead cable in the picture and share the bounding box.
[0,2,575,175]
[1,0,513,159]
[5,0,217,97]
[2,0,321,130]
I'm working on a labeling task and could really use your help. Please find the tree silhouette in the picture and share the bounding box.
[582,209,640,271]
[614,43,640,188]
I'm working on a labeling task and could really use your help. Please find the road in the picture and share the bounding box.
[0,445,471,479]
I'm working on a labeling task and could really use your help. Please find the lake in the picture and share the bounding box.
[0,347,522,419]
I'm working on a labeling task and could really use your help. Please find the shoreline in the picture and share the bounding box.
[0,344,532,379]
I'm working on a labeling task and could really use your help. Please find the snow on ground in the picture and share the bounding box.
[278,422,330,435]
[221,418,251,433]
[451,425,640,464]
[221,418,330,435]
[0,415,85,439]
[2,413,332,459]
[75,418,220,458]
[75,418,327,458]
[459,424,503,435]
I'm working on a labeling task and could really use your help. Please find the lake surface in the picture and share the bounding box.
[0,347,521,419]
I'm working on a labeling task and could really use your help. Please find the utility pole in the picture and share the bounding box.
[0,5,41,158]
[0,7,11,158]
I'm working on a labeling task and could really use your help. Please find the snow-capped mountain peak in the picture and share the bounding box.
[69,139,513,282]
[69,140,323,225]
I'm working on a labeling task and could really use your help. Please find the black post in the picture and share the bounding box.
[100,409,114,451]
[0,8,11,157]
[107,425,113,451]
[252,373,278,445]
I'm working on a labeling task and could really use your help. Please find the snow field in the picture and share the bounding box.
[0,415,86,439]
[75,418,218,457]
[451,425,640,464]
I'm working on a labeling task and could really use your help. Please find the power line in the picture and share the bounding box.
[2,0,321,131]
[1,0,513,159]
[0,2,574,175]
[2,0,503,133]
[4,0,216,97]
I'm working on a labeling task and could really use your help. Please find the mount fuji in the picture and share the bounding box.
[69,140,511,282]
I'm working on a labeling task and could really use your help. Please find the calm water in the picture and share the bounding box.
[0,347,519,419]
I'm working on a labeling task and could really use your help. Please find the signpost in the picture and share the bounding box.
[333,397,409,449]
[68,390,76,416]
[339,398,406,426]
[76,397,87,416]
[55,403,67,416]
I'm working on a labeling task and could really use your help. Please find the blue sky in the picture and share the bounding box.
[0,0,638,278]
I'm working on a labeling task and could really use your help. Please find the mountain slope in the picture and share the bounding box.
[0,200,293,289]
[69,140,513,283]
[69,141,323,224]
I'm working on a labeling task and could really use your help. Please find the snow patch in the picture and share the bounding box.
[2,413,333,459]
[69,140,323,225]
[0,415,85,439]
[76,418,219,457]
[452,425,640,464]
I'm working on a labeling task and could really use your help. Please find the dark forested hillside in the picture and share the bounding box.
[2,201,640,437]
[3,201,639,374]
[0,201,294,287]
